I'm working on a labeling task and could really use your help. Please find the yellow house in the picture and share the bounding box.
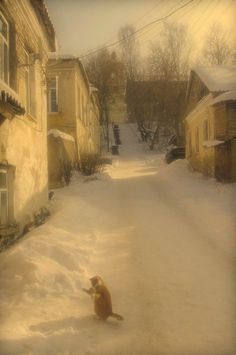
[0,0,56,245]
[47,56,100,186]
[185,66,236,181]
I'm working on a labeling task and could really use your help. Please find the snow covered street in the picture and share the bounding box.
[0,123,236,355]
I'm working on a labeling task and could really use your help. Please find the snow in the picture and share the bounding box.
[0,123,235,354]
[211,90,236,105]
[193,66,236,92]
[48,129,75,142]
[203,140,225,147]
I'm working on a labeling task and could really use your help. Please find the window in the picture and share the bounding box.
[0,12,9,84]
[0,169,8,225]
[195,127,199,153]
[48,77,58,113]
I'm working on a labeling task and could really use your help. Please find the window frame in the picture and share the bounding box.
[0,11,9,85]
[48,76,59,114]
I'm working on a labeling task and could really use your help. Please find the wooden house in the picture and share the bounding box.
[185,66,236,181]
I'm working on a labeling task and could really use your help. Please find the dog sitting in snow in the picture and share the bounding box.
[83,276,124,321]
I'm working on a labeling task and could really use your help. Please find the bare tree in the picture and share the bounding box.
[202,22,231,65]
[84,49,125,151]
[147,22,192,81]
[118,24,139,81]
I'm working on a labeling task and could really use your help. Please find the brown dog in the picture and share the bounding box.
[83,276,124,321]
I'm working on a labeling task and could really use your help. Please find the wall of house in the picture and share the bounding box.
[214,101,236,181]
[185,105,215,177]
[47,62,76,138]
[227,101,236,138]
[75,63,90,159]
[89,95,100,155]
[47,59,101,171]
[213,104,228,140]
[0,0,53,230]
[75,64,100,159]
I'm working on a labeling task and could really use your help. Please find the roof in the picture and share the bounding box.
[30,0,56,51]
[185,94,213,122]
[211,90,236,105]
[47,56,90,91]
[192,66,236,92]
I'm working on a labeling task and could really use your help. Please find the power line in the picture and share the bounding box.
[132,0,201,46]
[78,0,195,60]
[84,0,169,56]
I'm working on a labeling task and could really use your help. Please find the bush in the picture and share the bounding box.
[79,154,104,176]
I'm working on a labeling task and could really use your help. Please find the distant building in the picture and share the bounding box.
[185,66,236,181]
[47,56,100,187]
[126,80,187,144]
[0,0,56,243]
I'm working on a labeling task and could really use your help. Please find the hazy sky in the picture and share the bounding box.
[46,0,235,59]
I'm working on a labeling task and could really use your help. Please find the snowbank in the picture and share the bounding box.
[48,129,75,142]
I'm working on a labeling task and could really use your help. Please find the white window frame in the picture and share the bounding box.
[48,76,59,114]
[0,169,8,226]
[0,11,9,84]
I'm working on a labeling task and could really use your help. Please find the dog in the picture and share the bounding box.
[83,276,124,321]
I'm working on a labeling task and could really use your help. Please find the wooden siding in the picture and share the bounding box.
[213,104,227,140]
[227,101,236,138]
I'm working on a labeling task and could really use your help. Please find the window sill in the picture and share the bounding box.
[48,111,62,116]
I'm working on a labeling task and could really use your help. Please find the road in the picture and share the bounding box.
[0,123,235,355]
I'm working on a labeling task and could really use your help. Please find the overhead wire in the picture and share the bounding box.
[92,0,168,51]
[78,0,195,59]
[136,0,202,45]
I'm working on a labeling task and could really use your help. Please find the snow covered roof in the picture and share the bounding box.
[210,90,236,105]
[193,66,236,92]
[185,94,213,122]
[48,129,75,142]
[203,140,225,148]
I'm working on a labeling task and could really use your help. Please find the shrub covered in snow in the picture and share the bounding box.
[79,154,104,176]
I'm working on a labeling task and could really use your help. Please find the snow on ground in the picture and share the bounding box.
[0,123,235,355]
